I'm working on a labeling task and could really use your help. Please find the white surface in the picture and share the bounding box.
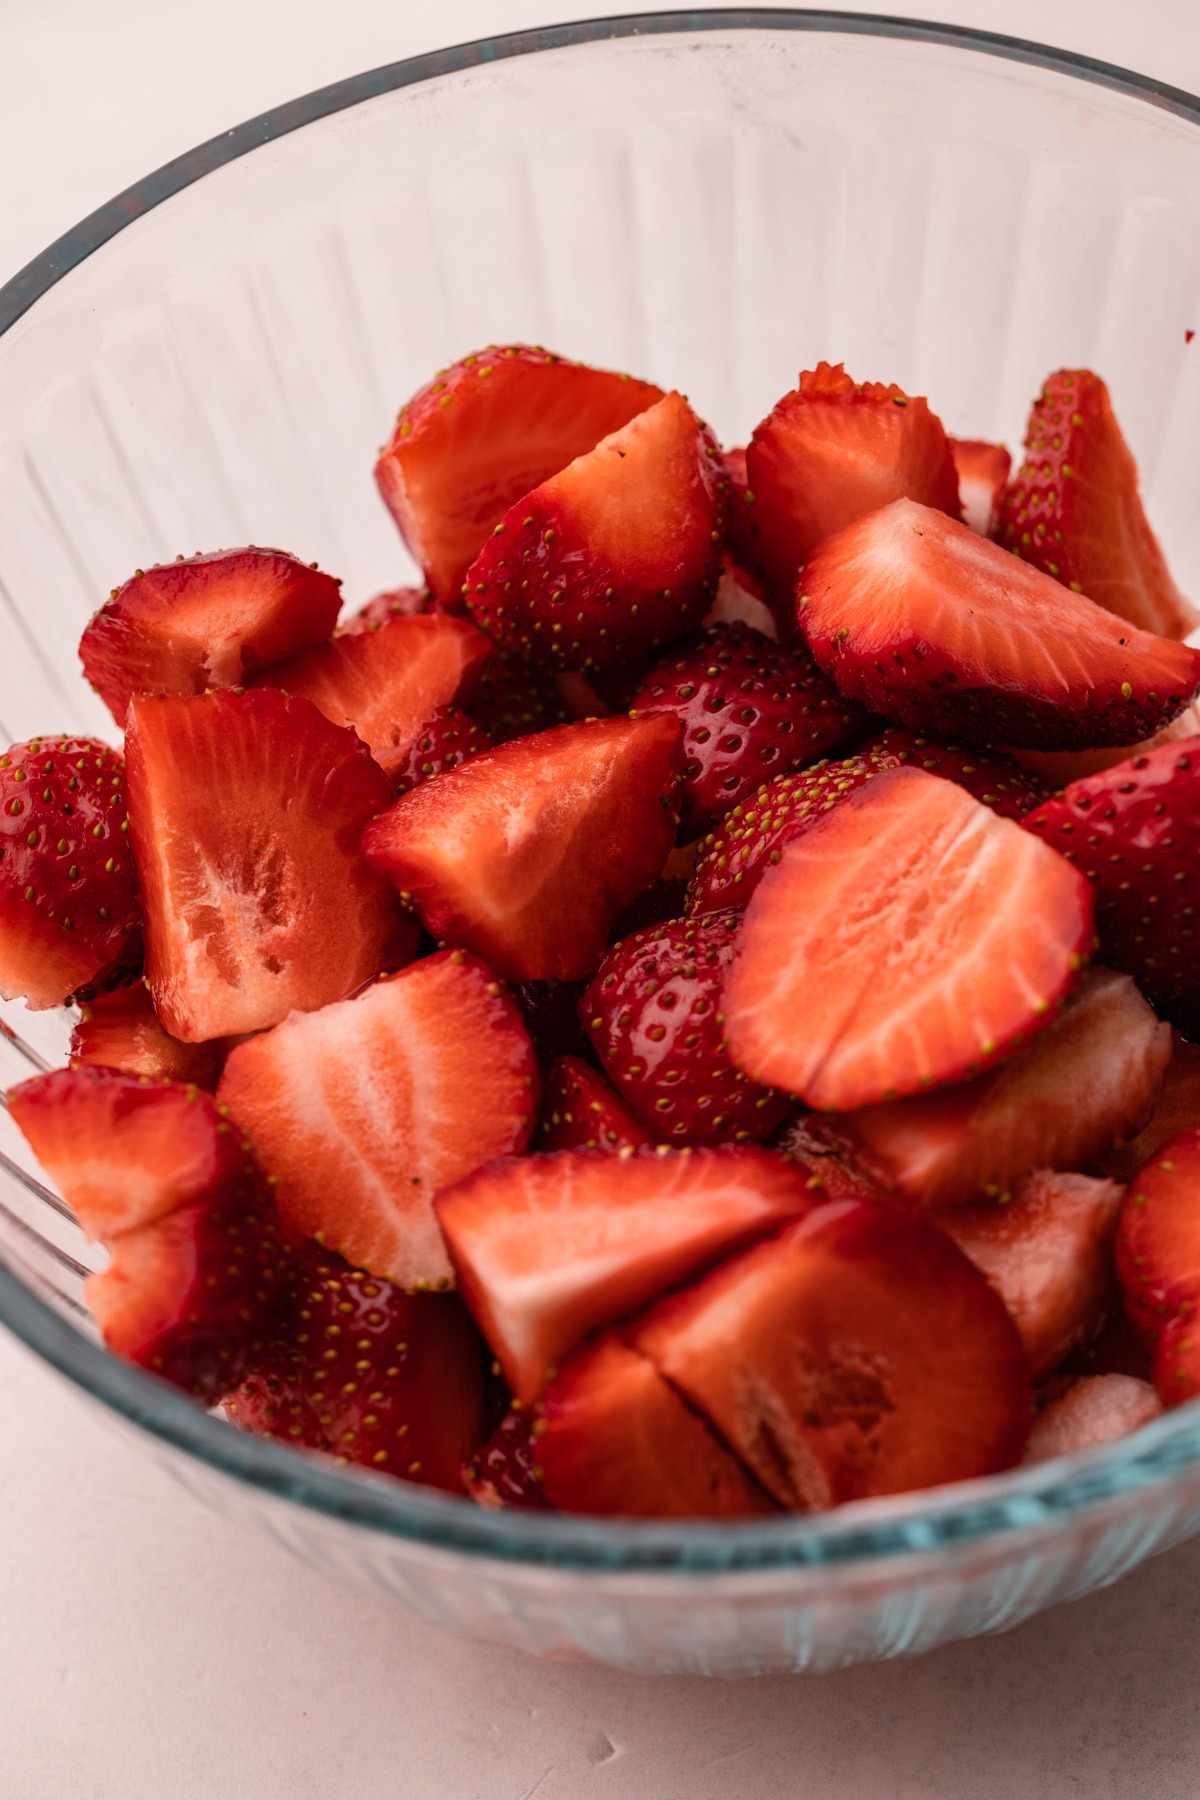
[4,0,1200,1792]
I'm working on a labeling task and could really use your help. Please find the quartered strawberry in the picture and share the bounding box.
[393,706,491,797]
[935,1171,1125,1378]
[467,649,569,744]
[796,499,1200,749]
[744,362,961,599]
[950,437,1011,537]
[362,715,684,983]
[225,1241,485,1492]
[0,735,141,1009]
[632,1197,1031,1508]
[537,1056,650,1152]
[581,913,791,1146]
[436,1144,810,1404]
[1102,1034,1200,1183]
[126,688,410,1041]
[336,585,432,634]
[465,393,725,671]
[999,368,1198,641]
[703,555,779,640]
[724,767,1094,1112]
[1115,1127,1200,1342]
[1024,740,1200,1037]
[71,983,226,1090]
[1024,1375,1162,1463]
[821,969,1169,1209]
[628,622,869,838]
[218,951,537,1289]
[463,1404,550,1509]
[375,345,663,604]
[79,548,342,727]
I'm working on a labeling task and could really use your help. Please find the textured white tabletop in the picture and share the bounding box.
[3,2,1200,1794]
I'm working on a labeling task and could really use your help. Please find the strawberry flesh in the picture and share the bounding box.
[1115,1127,1200,1343]
[393,705,491,797]
[950,437,1011,538]
[537,1056,650,1153]
[71,983,226,1090]
[1024,1374,1162,1462]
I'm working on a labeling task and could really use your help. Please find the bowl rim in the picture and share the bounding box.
[3,6,1200,1575]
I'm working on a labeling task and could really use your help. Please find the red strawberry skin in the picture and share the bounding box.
[79,548,343,726]
[1115,1127,1200,1343]
[71,983,226,1090]
[463,1405,550,1508]
[537,1056,650,1152]
[951,438,1011,538]
[796,499,1200,749]
[0,735,141,1009]
[393,706,491,797]
[581,913,791,1146]
[469,650,569,745]
[336,586,432,634]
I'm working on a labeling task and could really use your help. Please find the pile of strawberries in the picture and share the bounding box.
[4,346,1200,1520]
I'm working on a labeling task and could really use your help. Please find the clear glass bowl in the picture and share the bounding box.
[2,9,1200,1678]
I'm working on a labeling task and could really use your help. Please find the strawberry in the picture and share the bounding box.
[537,1056,650,1152]
[796,499,1200,749]
[774,1114,890,1206]
[1024,1375,1162,1463]
[1023,740,1200,1036]
[724,767,1094,1112]
[1153,1312,1200,1408]
[721,448,768,590]
[935,1171,1125,1378]
[361,715,684,983]
[218,951,537,1289]
[436,1145,809,1404]
[703,555,779,640]
[468,649,568,744]
[580,913,792,1145]
[79,548,343,727]
[393,706,491,797]
[375,345,663,604]
[126,688,410,1041]
[336,585,432,634]
[225,1241,485,1492]
[0,735,141,1009]
[1101,1034,1200,1183]
[1115,1127,1200,1342]
[819,969,1170,1209]
[464,393,725,671]
[463,1405,550,1508]
[744,362,961,599]
[71,983,226,1090]
[1007,698,1200,789]
[632,1197,1032,1508]
[998,368,1198,641]
[950,437,1011,537]
[628,622,869,837]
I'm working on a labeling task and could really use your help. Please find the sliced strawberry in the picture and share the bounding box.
[1115,1127,1200,1342]
[468,649,568,744]
[361,715,683,983]
[0,735,141,1009]
[537,1057,650,1153]
[1153,1312,1200,1408]
[633,1198,1031,1508]
[1102,1035,1200,1183]
[628,622,869,837]
[999,368,1198,641]
[375,345,663,604]
[1008,698,1200,789]
[218,951,536,1289]
[71,983,226,1090]
[796,500,1200,749]
[1024,740,1200,1036]
[703,556,779,640]
[950,438,1011,538]
[126,688,410,1041]
[1024,1375,1162,1463]
[435,1145,810,1403]
[79,549,342,727]
[336,585,432,634]
[745,362,961,599]
[724,767,1094,1111]
[463,1405,550,1508]
[465,393,725,672]
[393,705,491,797]
[535,1333,774,1518]
[225,1241,485,1492]
[581,913,791,1146]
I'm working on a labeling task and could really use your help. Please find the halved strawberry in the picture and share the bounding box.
[724,767,1094,1112]
[1024,740,1200,1036]
[71,983,226,1090]
[218,951,536,1289]
[465,393,725,671]
[392,705,491,797]
[935,1171,1124,1378]
[796,500,1200,749]
[0,735,141,1009]
[537,1056,650,1153]
[628,622,869,837]
[468,649,568,744]
[1024,1375,1162,1463]
[950,438,1011,538]
[703,556,779,640]
[1102,1035,1200,1183]
[126,688,410,1041]
[225,1241,485,1491]
[375,346,663,604]
[632,1197,1031,1508]
[821,969,1169,1209]
[581,913,792,1146]
[361,715,683,983]
[463,1405,550,1508]
[435,1145,810,1403]
[1115,1128,1200,1342]
[336,585,432,635]
[999,368,1198,641]
[744,362,961,599]
[79,549,342,726]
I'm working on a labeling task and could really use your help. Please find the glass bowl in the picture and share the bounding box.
[2,9,1200,1679]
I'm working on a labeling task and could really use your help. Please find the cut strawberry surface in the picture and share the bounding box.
[1115,1128,1200,1342]
[999,368,1199,641]
[1024,1375,1162,1463]
[79,548,342,727]
[393,705,491,796]
[436,1144,809,1404]
[465,393,725,672]
[70,984,226,1090]
[537,1056,650,1153]
[0,735,141,1009]
[1102,1035,1200,1183]
[362,715,684,983]
[375,345,663,604]
[724,767,1094,1112]
[796,499,1200,749]
[218,951,536,1289]
[950,437,1011,538]
[463,1405,550,1509]
[126,688,409,1041]
[633,1198,1031,1509]
[336,585,432,635]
